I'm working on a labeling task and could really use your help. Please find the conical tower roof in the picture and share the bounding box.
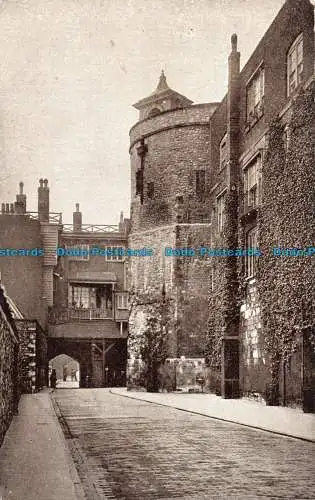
[133,71,193,118]
[155,70,169,92]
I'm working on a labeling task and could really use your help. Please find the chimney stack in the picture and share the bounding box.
[118,211,124,232]
[14,181,27,214]
[227,33,240,185]
[73,203,82,232]
[38,178,49,222]
[221,34,241,399]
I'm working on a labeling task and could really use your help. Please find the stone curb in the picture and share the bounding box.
[110,389,315,444]
[49,393,86,500]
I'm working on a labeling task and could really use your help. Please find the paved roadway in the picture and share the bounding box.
[53,389,315,500]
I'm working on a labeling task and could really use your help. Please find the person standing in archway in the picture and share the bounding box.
[50,369,57,390]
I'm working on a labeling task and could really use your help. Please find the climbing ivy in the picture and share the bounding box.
[206,83,314,403]
[257,83,315,403]
[206,189,240,379]
[128,288,171,392]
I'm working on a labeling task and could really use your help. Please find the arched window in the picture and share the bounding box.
[147,107,162,118]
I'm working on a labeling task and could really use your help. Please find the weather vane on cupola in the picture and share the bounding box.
[156,69,169,91]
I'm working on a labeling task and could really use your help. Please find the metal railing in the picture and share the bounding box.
[62,224,119,233]
[49,307,113,323]
[27,212,62,224]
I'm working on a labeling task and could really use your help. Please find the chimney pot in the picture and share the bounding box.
[73,203,82,231]
[19,181,24,194]
[231,33,237,52]
[38,179,49,221]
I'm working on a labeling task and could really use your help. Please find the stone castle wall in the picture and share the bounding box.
[130,105,215,233]
[129,102,215,368]
[0,287,19,445]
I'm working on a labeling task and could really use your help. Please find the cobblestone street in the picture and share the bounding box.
[52,389,315,500]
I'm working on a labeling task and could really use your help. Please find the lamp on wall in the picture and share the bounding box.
[53,272,64,280]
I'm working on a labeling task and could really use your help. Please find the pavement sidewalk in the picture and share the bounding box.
[111,388,315,442]
[0,391,84,500]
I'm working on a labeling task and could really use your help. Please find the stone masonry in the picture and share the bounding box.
[0,285,19,445]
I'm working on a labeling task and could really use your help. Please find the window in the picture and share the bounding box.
[287,34,303,96]
[69,284,113,311]
[216,192,226,232]
[195,170,205,199]
[135,169,143,197]
[219,133,228,170]
[117,293,128,309]
[246,67,264,122]
[244,156,260,210]
[65,244,89,261]
[245,227,258,278]
[105,247,125,262]
[147,107,162,118]
[147,182,154,199]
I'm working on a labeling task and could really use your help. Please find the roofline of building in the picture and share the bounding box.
[129,102,220,135]
[239,0,313,79]
[133,90,193,110]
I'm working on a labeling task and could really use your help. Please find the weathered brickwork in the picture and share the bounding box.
[0,215,44,324]
[128,222,212,368]
[239,280,269,397]
[206,0,314,406]
[0,287,19,445]
[129,78,217,384]
[130,103,217,146]
[130,113,214,233]
[15,320,47,394]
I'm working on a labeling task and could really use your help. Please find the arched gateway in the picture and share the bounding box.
[48,338,127,388]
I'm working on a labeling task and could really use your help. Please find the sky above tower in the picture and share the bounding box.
[0,0,286,224]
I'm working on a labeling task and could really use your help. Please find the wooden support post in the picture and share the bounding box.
[102,338,105,387]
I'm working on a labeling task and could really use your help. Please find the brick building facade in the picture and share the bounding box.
[207,0,314,408]
[48,204,130,388]
[0,183,130,390]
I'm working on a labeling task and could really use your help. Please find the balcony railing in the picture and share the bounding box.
[49,307,113,323]
[62,224,119,233]
[27,212,62,223]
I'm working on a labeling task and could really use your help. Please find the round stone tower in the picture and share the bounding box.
[128,72,218,388]
[130,71,218,233]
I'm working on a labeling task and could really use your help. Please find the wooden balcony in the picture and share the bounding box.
[49,307,113,324]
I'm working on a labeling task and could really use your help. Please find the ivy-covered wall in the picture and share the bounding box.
[128,289,172,391]
[257,83,315,407]
[206,189,240,395]
[207,84,314,407]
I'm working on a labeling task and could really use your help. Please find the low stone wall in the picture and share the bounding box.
[127,357,206,393]
[16,319,48,393]
[0,286,19,445]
